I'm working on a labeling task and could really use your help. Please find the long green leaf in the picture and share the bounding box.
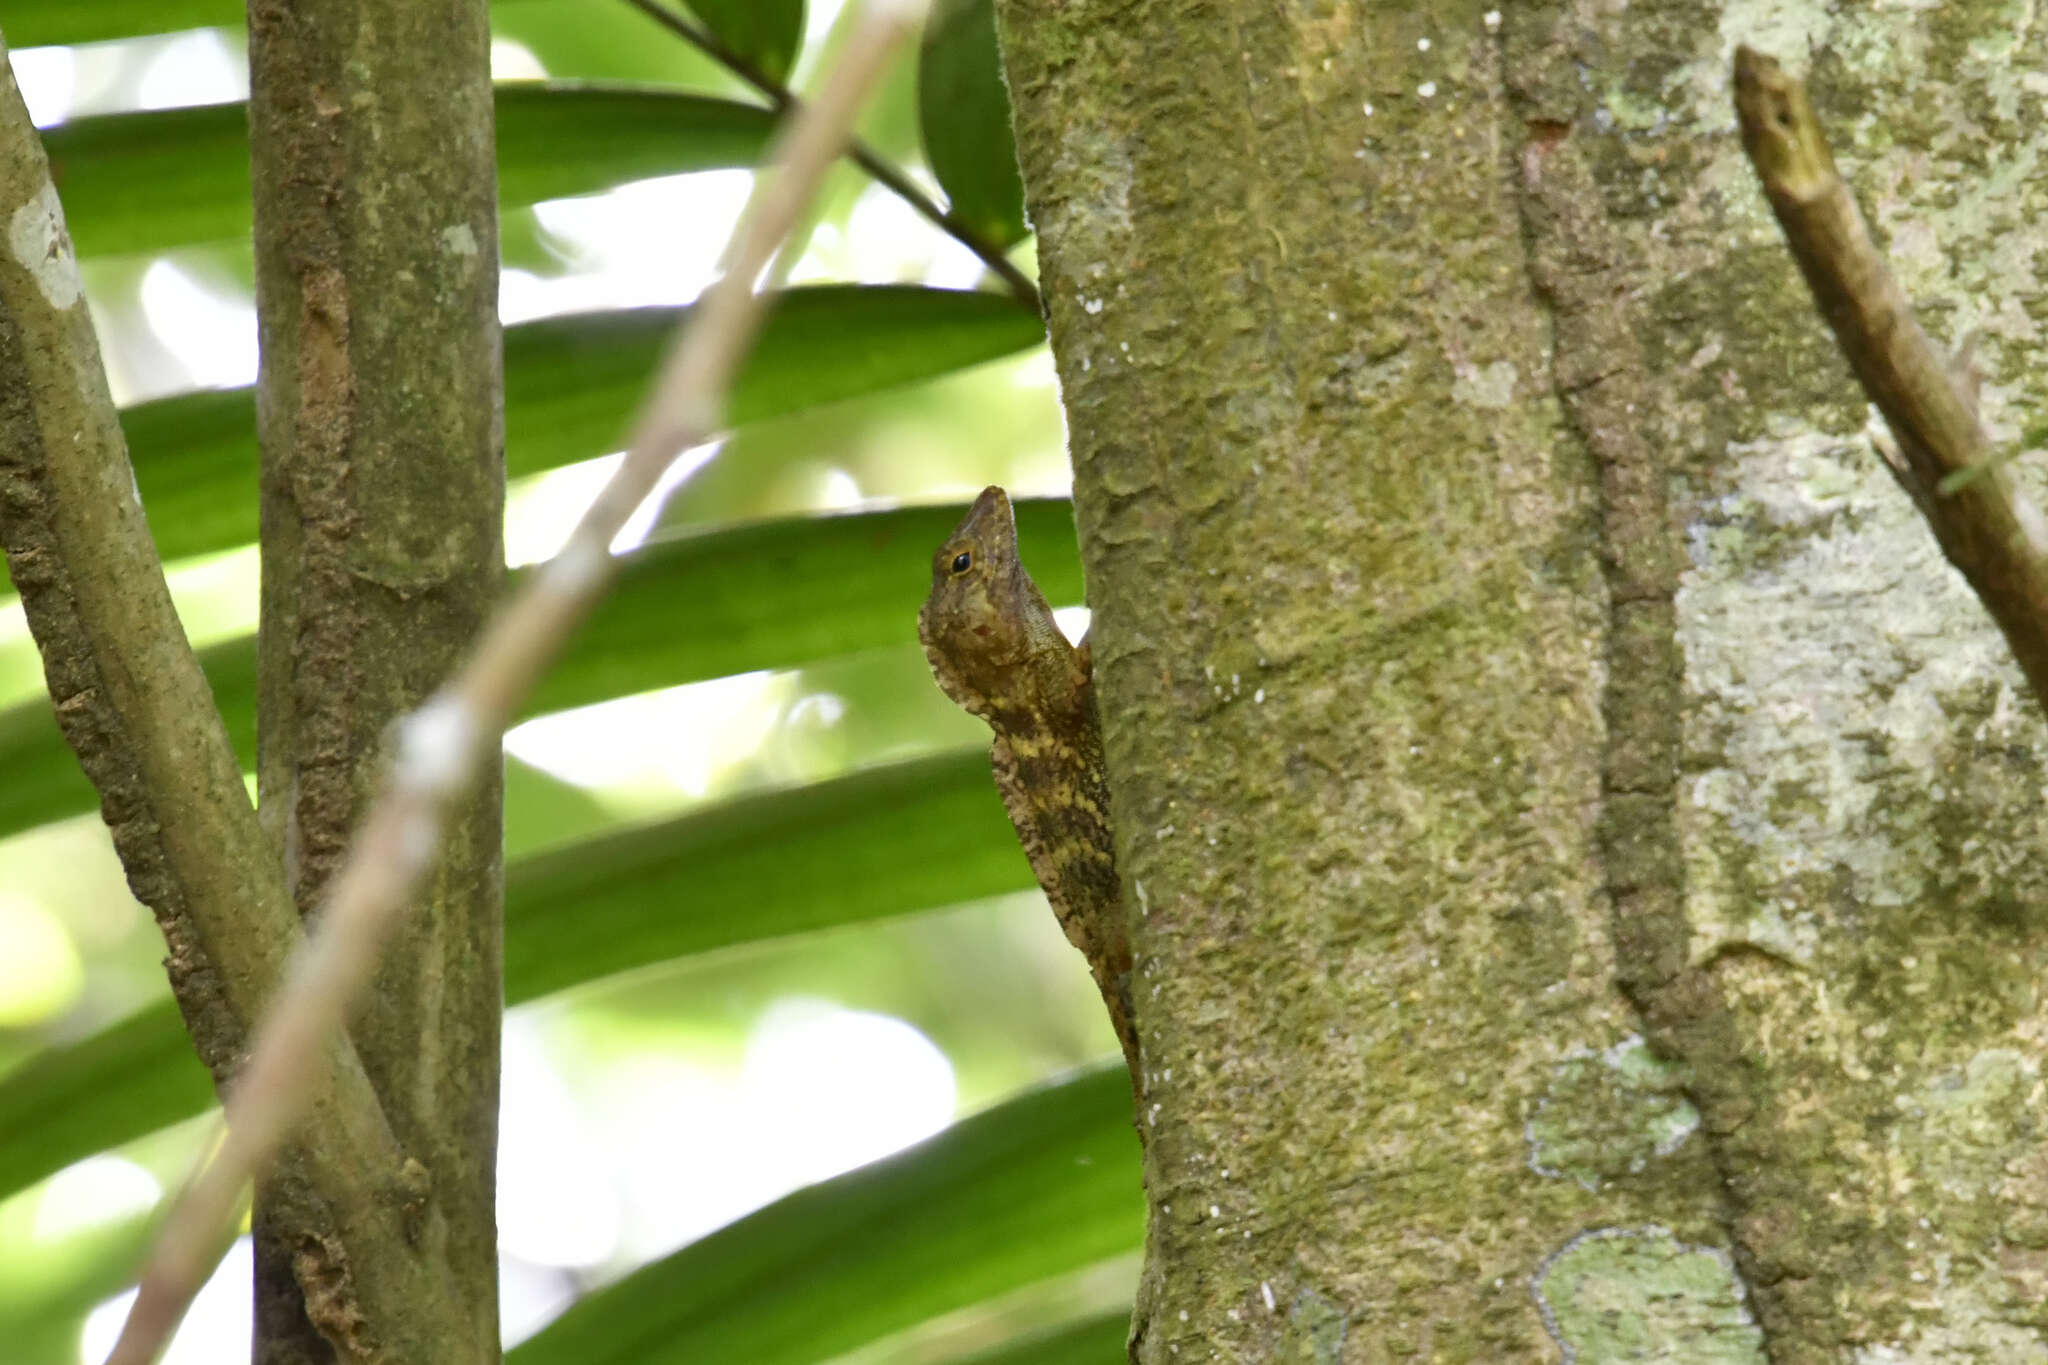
[917,0,1027,248]
[0,1209,157,1365]
[0,498,1078,839]
[5,0,568,48]
[947,1312,1133,1365]
[0,749,1029,1204]
[503,747,1022,1000]
[0,285,1041,600]
[511,1066,1140,1365]
[45,87,777,261]
[3,1,245,46]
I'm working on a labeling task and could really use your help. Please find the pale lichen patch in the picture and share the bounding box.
[8,180,81,310]
[1678,426,2043,950]
[1526,1036,1699,1190]
[1451,358,1517,410]
[1531,1226,1764,1364]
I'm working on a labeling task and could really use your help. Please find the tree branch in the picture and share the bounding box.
[0,37,469,1365]
[1733,46,2048,707]
[620,0,1044,315]
[105,5,929,1361]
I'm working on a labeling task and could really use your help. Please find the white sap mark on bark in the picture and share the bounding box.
[440,223,479,256]
[1530,1226,1763,1364]
[9,181,82,310]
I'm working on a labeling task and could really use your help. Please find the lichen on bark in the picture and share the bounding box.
[996,0,2048,1357]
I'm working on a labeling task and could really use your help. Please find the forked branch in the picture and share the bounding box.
[102,3,930,1362]
[0,36,464,1365]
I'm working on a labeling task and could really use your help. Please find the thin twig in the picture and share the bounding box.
[103,5,929,1363]
[1733,46,2048,707]
[620,0,1043,315]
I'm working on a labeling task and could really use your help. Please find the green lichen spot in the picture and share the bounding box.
[1534,1228,1765,1363]
[1279,1287,1347,1364]
[1528,1037,1700,1190]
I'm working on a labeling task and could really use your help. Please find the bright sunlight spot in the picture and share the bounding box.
[741,1000,958,1186]
[489,38,547,82]
[498,1018,620,1268]
[139,259,258,392]
[33,1156,161,1242]
[504,671,789,796]
[82,1237,254,1365]
[574,1002,957,1264]
[135,30,244,111]
[502,170,756,323]
[502,442,722,566]
[844,181,989,291]
[9,46,77,126]
[0,893,83,1026]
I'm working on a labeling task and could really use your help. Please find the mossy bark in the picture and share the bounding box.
[247,0,504,1360]
[996,1,2048,1358]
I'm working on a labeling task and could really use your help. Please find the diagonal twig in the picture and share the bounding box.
[1733,46,2048,707]
[620,0,1043,314]
[102,3,930,1362]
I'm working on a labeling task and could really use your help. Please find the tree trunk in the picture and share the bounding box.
[247,1,504,1360]
[996,2,2048,1357]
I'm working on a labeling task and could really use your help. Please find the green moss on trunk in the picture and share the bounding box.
[997,0,2048,1357]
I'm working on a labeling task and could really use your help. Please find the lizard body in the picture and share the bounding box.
[917,487,1141,1092]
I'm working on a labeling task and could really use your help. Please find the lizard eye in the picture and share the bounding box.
[950,551,973,574]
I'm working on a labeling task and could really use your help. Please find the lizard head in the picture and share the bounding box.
[917,485,1068,718]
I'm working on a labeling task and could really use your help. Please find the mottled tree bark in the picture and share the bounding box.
[247,1,504,1360]
[997,1,2048,1358]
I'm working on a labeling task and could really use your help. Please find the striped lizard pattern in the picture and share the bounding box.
[917,487,1141,1093]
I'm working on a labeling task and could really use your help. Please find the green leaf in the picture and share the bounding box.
[44,87,779,261]
[917,0,1027,248]
[494,0,740,88]
[2,0,244,46]
[0,749,1033,1205]
[504,748,1024,1001]
[526,497,1081,716]
[511,1067,1140,1365]
[0,285,1041,599]
[685,0,805,85]
[946,1312,1134,1365]
[0,1209,158,1364]
[0,498,1078,838]
[0,1005,214,1209]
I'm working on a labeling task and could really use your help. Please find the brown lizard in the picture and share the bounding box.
[917,486,1142,1096]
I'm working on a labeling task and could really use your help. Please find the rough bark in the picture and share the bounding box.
[247,1,505,1360]
[996,1,2048,1359]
